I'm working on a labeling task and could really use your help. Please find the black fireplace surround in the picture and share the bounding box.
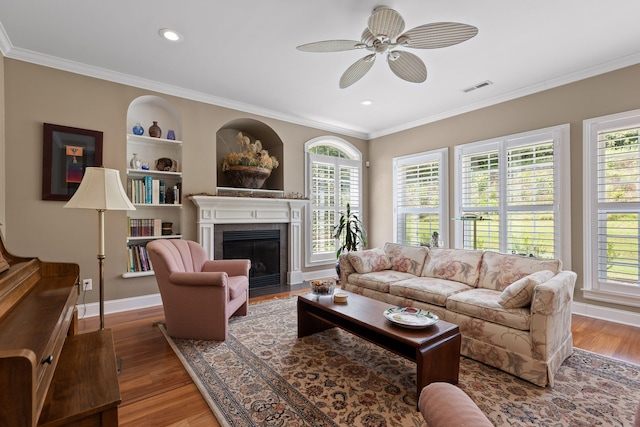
[215,223,287,289]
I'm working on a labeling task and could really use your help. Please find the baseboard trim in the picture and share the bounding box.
[572,301,640,328]
[78,293,163,319]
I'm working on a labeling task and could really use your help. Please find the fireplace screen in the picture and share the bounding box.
[222,230,281,288]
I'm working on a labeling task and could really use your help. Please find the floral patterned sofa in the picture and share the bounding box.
[339,242,577,387]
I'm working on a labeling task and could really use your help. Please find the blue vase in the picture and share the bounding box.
[132,123,144,135]
[167,129,176,140]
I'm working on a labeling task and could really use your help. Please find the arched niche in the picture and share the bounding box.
[216,119,284,191]
[127,95,181,140]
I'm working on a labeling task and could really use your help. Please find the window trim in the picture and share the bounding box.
[393,148,449,247]
[454,124,571,267]
[304,136,363,267]
[583,108,640,308]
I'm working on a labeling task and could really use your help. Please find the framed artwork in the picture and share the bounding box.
[42,123,103,201]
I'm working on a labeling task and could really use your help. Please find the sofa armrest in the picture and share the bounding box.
[338,253,355,284]
[169,271,227,287]
[531,271,577,315]
[202,259,251,277]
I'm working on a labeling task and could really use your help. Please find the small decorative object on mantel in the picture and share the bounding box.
[166,129,176,140]
[132,122,144,135]
[148,121,162,138]
[222,132,279,189]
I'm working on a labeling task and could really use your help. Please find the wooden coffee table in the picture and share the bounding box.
[297,289,461,399]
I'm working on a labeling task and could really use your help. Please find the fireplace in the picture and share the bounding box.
[214,222,288,289]
[222,229,283,289]
[190,195,308,286]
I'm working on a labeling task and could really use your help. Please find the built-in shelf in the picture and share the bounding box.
[122,270,155,279]
[125,95,183,278]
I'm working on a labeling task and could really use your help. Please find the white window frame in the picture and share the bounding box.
[393,148,449,247]
[584,109,640,308]
[454,124,571,267]
[304,136,362,266]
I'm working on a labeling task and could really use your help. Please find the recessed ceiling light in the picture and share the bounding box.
[360,100,373,106]
[158,28,183,42]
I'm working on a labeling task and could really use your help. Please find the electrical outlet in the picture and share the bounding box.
[82,279,92,291]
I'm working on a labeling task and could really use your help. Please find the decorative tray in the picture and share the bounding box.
[383,307,439,329]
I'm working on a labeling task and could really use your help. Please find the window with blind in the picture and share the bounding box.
[305,137,362,265]
[455,125,570,264]
[584,109,640,307]
[393,149,448,247]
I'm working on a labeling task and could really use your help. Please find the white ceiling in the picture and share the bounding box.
[1,0,639,139]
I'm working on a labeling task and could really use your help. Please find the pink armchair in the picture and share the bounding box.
[146,239,250,340]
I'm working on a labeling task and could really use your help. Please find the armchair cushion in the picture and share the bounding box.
[169,271,227,287]
[419,383,492,427]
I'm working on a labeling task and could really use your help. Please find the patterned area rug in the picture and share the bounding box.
[159,297,640,426]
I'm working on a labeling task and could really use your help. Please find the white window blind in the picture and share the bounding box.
[305,138,362,265]
[584,109,640,307]
[394,149,448,247]
[456,125,569,263]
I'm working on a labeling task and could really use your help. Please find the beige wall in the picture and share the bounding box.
[2,59,368,303]
[368,63,640,312]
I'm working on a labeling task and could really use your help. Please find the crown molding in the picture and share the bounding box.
[368,52,640,139]
[3,44,370,140]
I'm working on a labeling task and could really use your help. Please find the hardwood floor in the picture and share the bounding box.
[78,290,640,427]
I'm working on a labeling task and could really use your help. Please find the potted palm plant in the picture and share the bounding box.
[333,203,367,278]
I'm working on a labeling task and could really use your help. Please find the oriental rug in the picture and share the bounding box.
[159,297,640,426]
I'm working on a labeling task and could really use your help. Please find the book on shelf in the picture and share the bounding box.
[127,218,162,237]
[127,244,154,273]
[128,177,179,205]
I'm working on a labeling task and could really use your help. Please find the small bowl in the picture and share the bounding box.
[310,279,336,296]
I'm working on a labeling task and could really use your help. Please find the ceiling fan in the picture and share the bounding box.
[296,6,478,88]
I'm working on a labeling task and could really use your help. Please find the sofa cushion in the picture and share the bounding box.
[477,251,562,291]
[347,248,391,274]
[384,242,429,276]
[421,248,483,287]
[389,277,473,307]
[348,270,416,293]
[498,270,555,309]
[446,288,531,331]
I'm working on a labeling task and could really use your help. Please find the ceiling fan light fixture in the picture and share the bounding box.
[297,6,478,88]
[158,28,183,42]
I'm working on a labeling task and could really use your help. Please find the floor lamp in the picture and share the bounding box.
[64,167,135,329]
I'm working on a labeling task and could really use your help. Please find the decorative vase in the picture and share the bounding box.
[132,122,144,135]
[224,165,272,189]
[149,121,162,138]
[129,153,141,169]
[166,129,176,140]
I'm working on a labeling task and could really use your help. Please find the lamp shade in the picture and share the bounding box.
[64,167,135,211]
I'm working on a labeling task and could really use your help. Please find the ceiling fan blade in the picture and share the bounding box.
[400,22,478,49]
[360,28,377,46]
[296,40,362,52]
[339,54,376,88]
[387,51,427,83]
[368,6,405,39]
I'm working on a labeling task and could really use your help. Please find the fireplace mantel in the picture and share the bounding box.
[190,196,309,284]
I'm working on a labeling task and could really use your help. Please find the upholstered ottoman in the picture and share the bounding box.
[419,382,492,427]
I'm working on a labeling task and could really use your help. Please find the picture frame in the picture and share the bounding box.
[42,123,103,201]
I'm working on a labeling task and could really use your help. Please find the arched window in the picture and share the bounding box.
[305,137,362,265]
